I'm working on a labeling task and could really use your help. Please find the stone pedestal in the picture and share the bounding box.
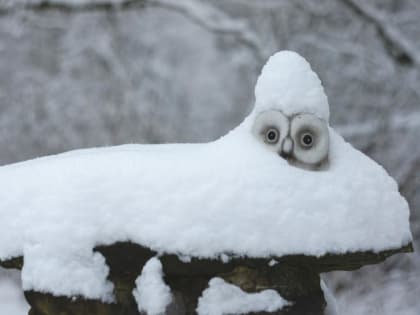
[1,242,413,315]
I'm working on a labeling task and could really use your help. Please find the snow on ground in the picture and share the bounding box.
[0,51,412,300]
[196,277,289,315]
[132,257,172,315]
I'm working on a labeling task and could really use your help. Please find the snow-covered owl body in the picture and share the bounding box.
[0,51,412,301]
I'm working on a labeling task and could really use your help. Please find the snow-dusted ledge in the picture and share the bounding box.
[2,241,411,315]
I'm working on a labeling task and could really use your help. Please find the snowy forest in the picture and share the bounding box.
[0,0,419,314]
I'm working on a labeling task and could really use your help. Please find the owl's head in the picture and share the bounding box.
[252,110,329,169]
[249,51,330,170]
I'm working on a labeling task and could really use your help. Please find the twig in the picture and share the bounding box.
[343,0,420,68]
[0,0,145,13]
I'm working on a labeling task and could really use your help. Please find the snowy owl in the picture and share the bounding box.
[0,50,411,304]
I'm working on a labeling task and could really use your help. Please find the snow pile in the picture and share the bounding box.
[132,257,172,315]
[254,51,329,121]
[196,278,289,315]
[0,51,412,300]
[22,246,114,301]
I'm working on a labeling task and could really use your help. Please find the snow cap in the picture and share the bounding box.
[254,51,330,122]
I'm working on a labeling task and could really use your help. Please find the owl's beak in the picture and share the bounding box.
[280,137,293,159]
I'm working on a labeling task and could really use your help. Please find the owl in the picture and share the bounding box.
[242,50,332,171]
[252,110,329,169]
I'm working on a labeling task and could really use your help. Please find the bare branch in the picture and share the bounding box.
[148,0,266,62]
[343,0,420,68]
[0,0,145,13]
[0,0,266,62]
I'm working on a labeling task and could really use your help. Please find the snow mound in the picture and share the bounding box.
[254,50,330,121]
[132,257,172,315]
[197,277,289,315]
[0,50,411,300]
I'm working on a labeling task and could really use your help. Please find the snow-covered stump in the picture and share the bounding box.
[1,241,412,315]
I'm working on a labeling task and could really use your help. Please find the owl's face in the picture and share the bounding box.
[252,110,329,169]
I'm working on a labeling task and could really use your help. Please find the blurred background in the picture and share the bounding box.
[0,0,419,314]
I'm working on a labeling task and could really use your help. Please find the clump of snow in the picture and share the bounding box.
[21,246,114,302]
[132,257,172,315]
[0,50,412,299]
[321,280,339,315]
[254,50,330,121]
[0,269,29,315]
[197,278,289,315]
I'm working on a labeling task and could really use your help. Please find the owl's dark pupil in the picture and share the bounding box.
[303,134,313,145]
[267,131,277,141]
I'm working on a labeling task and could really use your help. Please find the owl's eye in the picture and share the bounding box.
[290,114,329,166]
[300,133,314,148]
[252,110,288,149]
[265,128,279,144]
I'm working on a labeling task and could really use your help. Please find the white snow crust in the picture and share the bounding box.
[0,51,412,300]
[132,257,172,315]
[197,277,289,315]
